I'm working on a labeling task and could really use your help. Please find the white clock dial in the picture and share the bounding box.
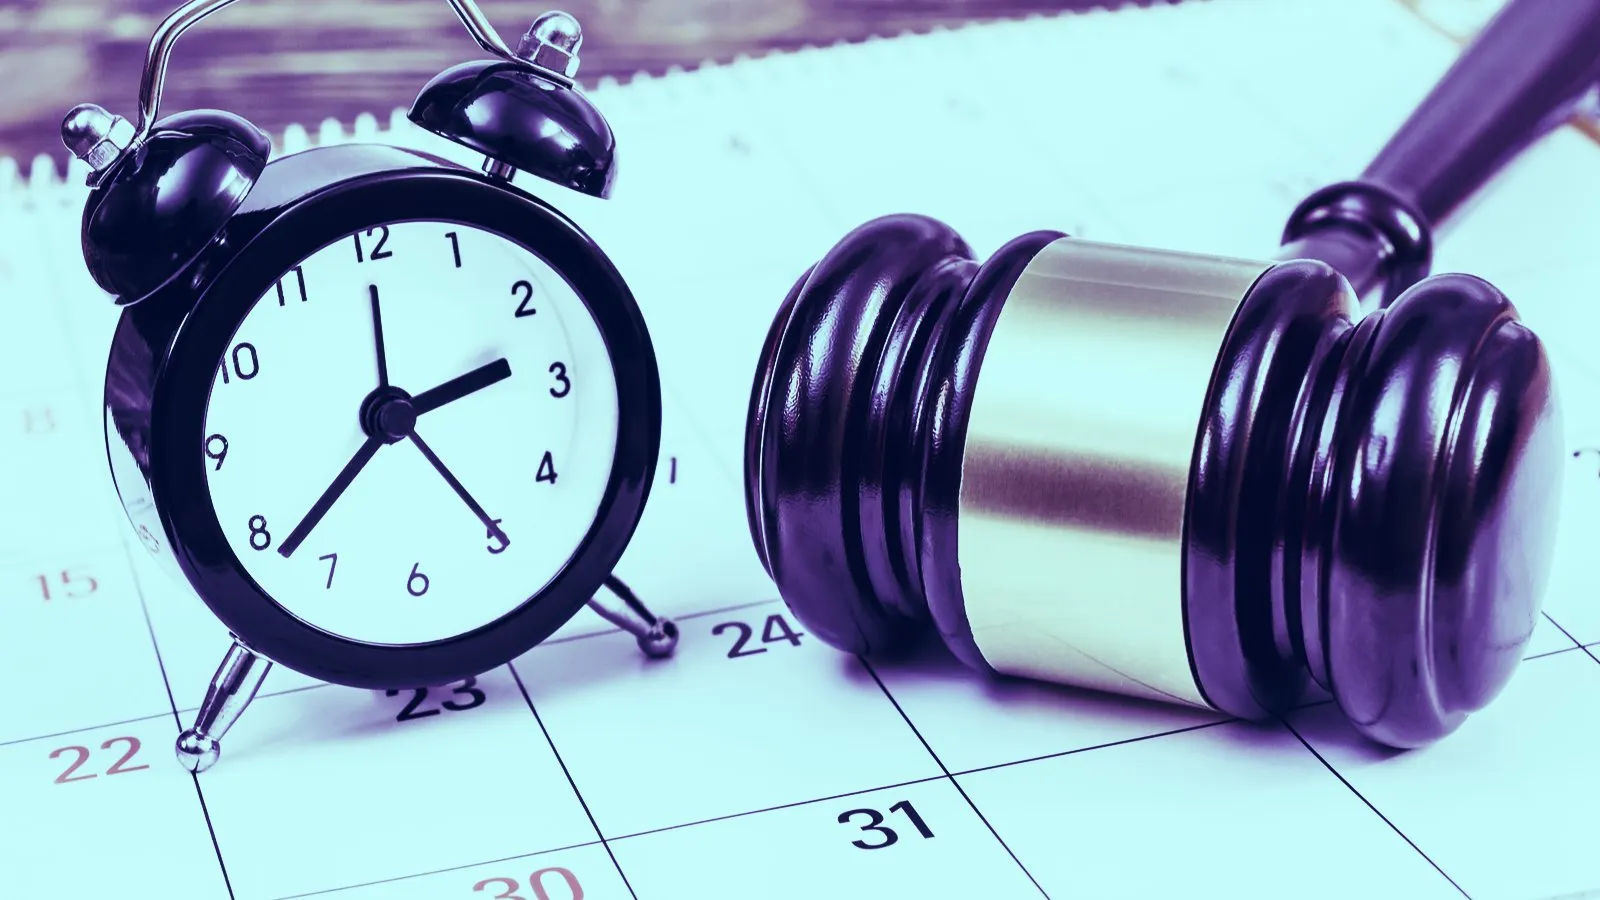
[201,219,621,645]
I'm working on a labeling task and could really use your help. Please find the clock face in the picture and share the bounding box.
[200,219,621,645]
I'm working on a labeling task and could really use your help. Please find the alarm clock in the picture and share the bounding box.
[61,0,676,773]
[744,0,1600,749]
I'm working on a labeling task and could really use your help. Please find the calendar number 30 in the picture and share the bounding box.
[472,866,582,900]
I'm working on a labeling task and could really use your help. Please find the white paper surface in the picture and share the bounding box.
[2,1,1598,898]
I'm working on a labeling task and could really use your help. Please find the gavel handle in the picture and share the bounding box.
[1362,0,1600,228]
[1279,0,1600,304]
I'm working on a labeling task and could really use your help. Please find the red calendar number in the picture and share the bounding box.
[36,569,99,601]
[472,867,583,900]
[50,736,149,784]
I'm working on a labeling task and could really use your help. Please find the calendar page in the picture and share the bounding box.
[4,1,1600,898]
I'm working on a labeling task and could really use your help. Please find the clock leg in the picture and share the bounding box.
[585,574,679,659]
[175,639,273,774]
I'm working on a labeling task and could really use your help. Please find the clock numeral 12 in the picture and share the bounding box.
[472,867,583,900]
[838,799,935,850]
[353,225,393,263]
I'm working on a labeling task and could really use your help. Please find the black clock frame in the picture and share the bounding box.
[103,141,661,689]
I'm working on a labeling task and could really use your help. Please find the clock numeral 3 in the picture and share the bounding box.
[218,342,259,384]
[512,280,537,318]
[204,434,229,470]
[549,362,570,398]
[353,225,393,263]
[247,514,272,551]
[274,265,307,305]
[386,677,486,722]
[536,451,558,484]
[407,562,430,596]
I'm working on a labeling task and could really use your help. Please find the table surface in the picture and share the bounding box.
[0,0,1088,162]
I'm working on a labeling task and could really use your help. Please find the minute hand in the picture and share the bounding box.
[411,359,512,415]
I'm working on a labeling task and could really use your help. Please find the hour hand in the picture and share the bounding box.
[411,359,511,415]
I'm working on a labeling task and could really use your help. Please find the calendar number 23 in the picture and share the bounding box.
[839,799,934,849]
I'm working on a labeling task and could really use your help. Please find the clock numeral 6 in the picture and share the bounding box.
[407,562,430,596]
[218,342,259,385]
[472,867,583,900]
[353,225,393,263]
[386,677,485,722]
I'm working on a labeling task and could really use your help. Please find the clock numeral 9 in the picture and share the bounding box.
[353,225,393,263]
[838,799,934,850]
[218,342,259,384]
[248,514,271,551]
[407,562,430,596]
[472,867,583,900]
[204,434,228,470]
[549,362,570,398]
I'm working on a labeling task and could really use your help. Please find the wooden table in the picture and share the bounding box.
[0,0,1091,162]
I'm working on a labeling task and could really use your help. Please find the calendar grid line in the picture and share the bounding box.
[34,193,245,900]
[0,708,174,749]
[1281,719,1471,899]
[507,659,641,900]
[948,716,1242,778]
[266,838,608,900]
[1541,613,1598,666]
[856,656,1053,900]
[602,774,951,842]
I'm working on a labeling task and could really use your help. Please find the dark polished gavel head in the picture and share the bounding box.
[742,208,1563,749]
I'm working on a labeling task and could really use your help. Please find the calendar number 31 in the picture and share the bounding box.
[838,799,935,850]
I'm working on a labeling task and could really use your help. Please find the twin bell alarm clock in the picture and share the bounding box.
[61,0,674,772]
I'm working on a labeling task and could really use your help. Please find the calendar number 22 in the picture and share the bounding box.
[839,799,935,849]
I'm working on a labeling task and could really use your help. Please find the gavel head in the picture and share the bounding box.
[743,213,1563,749]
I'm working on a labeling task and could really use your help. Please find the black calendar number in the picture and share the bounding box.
[472,866,583,900]
[386,677,487,721]
[713,613,804,658]
[36,568,98,601]
[838,799,935,849]
[50,736,149,784]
